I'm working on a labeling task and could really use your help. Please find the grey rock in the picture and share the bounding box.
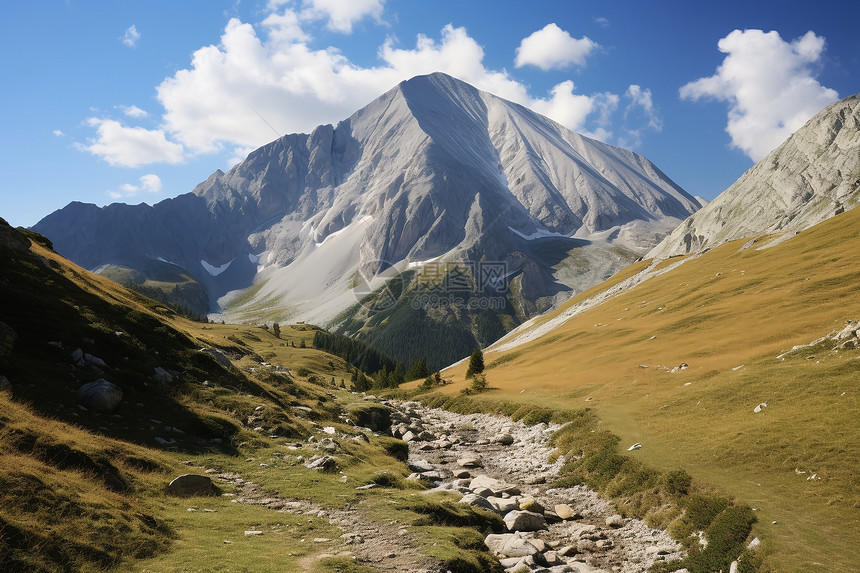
[168,474,215,496]
[503,510,547,532]
[605,514,624,528]
[484,533,540,557]
[76,379,123,413]
[470,474,519,496]
[200,347,232,369]
[459,493,496,512]
[496,433,515,445]
[305,456,338,472]
[153,367,174,384]
[457,454,483,468]
[488,496,520,514]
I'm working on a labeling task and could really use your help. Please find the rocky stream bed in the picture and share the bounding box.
[388,400,686,573]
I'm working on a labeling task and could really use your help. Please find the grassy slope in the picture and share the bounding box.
[0,223,501,573]
[440,208,860,572]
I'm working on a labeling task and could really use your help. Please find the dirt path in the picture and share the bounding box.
[213,470,440,573]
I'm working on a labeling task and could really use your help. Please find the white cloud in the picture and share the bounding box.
[53,129,65,137]
[87,10,654,167]
[299,0,385,33]
[680,29,839,161]
[122,25,140,48]
[118,105,149,118]
[594,17,610,28]
[514,23,598,70]
[82,118,184,167]
[107,174,163,200]
[617,85,662,148]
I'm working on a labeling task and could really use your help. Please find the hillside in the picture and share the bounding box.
[0,218,515,573]
[647,93,860,259]
[437,204,860,571]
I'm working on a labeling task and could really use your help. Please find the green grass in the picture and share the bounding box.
[0,221,512,573]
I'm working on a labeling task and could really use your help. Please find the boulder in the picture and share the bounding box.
[200,347,232,369]
[76,379,123,413]
[457,454,482,468]
[153,367,174,384]
[470,474,519,496]
[168,474,215,496]
[484,533,539,557]
[305,456,338,472]
[496,433,515,445]
[401,430,417,442]
[488,496,520,514]
[459,493,496,512]
[554,503,581,520]
[503,510,547,532]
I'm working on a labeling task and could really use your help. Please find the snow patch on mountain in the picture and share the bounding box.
[201,259,233,277]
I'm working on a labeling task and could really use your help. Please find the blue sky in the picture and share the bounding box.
[2,0,857,227]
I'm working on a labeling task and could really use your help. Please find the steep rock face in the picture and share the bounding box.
[647,94,860,259]
[34,73,699,332]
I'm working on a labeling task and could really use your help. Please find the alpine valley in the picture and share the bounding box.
[6,72,860,573]
[33,72,701,370]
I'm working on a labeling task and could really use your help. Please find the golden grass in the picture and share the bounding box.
[440,208,860,571]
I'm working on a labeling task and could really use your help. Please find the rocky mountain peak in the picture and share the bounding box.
[647,93,860,260]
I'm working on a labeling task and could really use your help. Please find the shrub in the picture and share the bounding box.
[664,469,693,497]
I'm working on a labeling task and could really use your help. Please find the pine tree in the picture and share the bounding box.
[272,322,281,338]
[466,348,484,378]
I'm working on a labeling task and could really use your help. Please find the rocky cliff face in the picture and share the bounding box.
[647,94,860,260]
[34,73,699,358]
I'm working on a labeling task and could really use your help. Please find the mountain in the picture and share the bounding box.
[33,72,700,367]
[647,93,860,260]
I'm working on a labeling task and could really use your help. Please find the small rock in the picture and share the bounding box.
[554,504,581,520]
[457,454,483,468]
[753,402,767,413]
[76,379,123,413]
[518,496,544,514]
[153,367,174,384]
[605,514,624,528]
[496,433,515,445]
[244,530,263,536]
[168,474,215,496]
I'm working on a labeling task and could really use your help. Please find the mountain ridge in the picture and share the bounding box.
[33,72,700,363]
[647,93,860,259]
